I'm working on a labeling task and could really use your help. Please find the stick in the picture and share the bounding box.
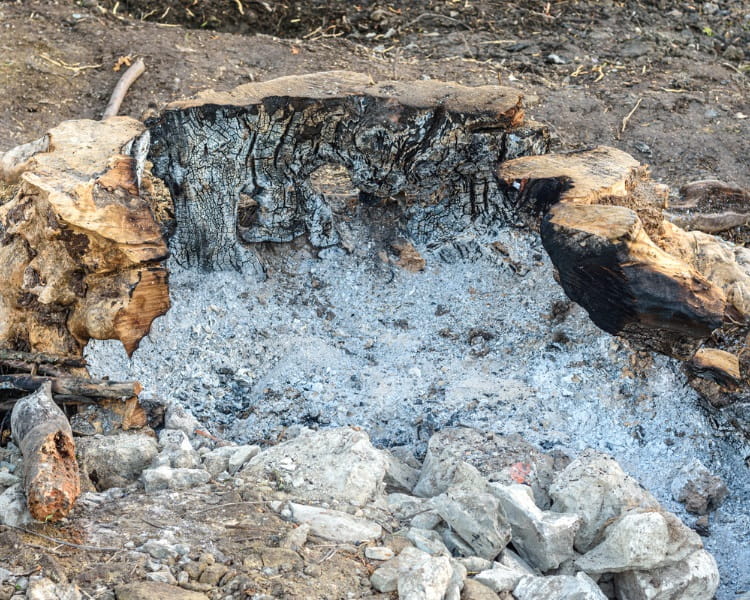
[0,374,141,399]
[103,58,145,119]
[0,349,86,368]
[1,524,119,552]
[620,96,643,136]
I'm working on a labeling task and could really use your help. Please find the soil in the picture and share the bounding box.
[1,1,750,599]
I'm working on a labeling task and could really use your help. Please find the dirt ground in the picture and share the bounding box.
[0,0,749,598]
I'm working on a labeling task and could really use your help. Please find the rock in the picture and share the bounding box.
[198,563,229,584]
[142,466,210,492]
[0,471,20,490]
[383,450,420,493]
[139,539,179,560]
[441,528,477,558]
[670,459,729,515]
[513,573,607,600]
[0,484,30,526]
[431,484,511,560]
[26,577,81,600]
[76,432,158,490]
[366,546,395,561]
[397,547,454,600]
[145,571,177,585]
[387,493,426,521]
[462,579,503,600]
[406,527,450,556]
[155,429,201,469]
[201,446,237,477]
[115,581,209,600]
[241,428,387,506]
[413,427,555,507]
[723,45,744,62]
[411,510,443,530]
[227,445,260,475]
[490,483,579,571]
[614,549,719,600]
[281,523,310,551]
[287,502,382,543]
[457,557,494,573]
[370,557,400,593]
[549,449,659,553]
[446,559,467,600]
[576,509,703,574]
[164,402,202,439]
[474,564,525,593]
[497,548,536,575]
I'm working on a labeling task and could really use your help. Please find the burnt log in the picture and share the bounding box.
[10,382,80,521]
[0,118,170,357]
[144,70,549,270]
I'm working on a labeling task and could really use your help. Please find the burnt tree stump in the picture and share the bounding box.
[144,71,549,270]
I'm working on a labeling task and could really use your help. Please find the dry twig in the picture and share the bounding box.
[103,57,145,119]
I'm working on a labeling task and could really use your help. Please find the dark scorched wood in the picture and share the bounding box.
[144,71,549,271]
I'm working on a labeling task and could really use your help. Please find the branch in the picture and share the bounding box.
[103,58,145,119]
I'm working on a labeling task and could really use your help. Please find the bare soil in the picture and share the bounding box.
[1,1,749,598]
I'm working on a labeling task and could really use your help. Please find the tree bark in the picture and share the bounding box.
[10,382,80,522]
[145,70,549,270]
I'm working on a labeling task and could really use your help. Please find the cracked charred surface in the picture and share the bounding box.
[145,71,549,271]
[499,149,750,432]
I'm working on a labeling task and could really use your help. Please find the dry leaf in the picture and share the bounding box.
[113,55,132,72]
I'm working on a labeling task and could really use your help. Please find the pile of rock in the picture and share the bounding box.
[0,407,724,600]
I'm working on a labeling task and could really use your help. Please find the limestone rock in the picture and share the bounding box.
[26,577,81,600]
[201,446,238,477]
[287,502,382,543]
[227,445,260,474]
[670,459,729,515]
[431,483,511,560]
[76,432,158,490]
[365,546,395,561]
[461,579,504,600]
[115,581,209,600]
[0,484,30,526]
[614,549,719,600]
[397,546,454,600]
[242,428,387,506]
[164,402,202,439]
[383,449,421,493]
[406,527,450,556]
[154,429,201,469]
[474,564,526,593]
[491,483,579,572]
[142,466,210,492]
[513,573,607,600]
[549,449,659,553]
[371,556,400,593]
[413,428,555,506]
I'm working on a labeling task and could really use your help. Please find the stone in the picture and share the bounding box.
[383,449,420,493]
[406,527,450,556]
[145,571,177,585]
[513,573,607,599]
[26,577,81,600]
[0,484,30,527]
[142,466,210,492]
[287,502,382,543]
[474,564,525,593]
[164,402,202,439]
[549,449,659,553]
[227,445,260,475]
[201,446,237,477]
[365,546,395,561]
[241,428,387,506]
[431,484,511,560]
[281,523,310,551]
[0,472,19,490]
[670,459,729,515]
[139,539,179,560]
[446,559,467,600]
[462,579,503,600]
[411,510,443,530]
[155,429,201,469]
[497,548,537,575]
[370,557,400,593]
[414,428,555,506]
[115,581,209,600]
[614,549,719,600]
[457,557,494,573]
[76,432,158,490]
[198,563,229,584]
[442,528,477,558]
[397,547,454,600]
[387,493,426,521]
[490,483,579,571]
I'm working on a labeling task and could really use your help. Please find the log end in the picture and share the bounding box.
[27,430,80,522]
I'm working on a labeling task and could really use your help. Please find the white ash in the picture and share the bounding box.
[86,207,750,599]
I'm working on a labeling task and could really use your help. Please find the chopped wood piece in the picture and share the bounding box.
[146,70,549,270]
[665,179,750,238]
[10,382,80,522]
[0,350,86,368]
[0,374,141,399]
[540,202,726,358]
[688,348,741,389]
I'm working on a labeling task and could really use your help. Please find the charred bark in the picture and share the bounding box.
[144,71,549,270]
[10,382,80,522]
